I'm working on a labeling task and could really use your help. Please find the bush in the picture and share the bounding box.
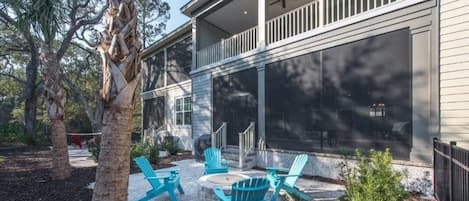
[88,142,159,164]
[0,155,6,166]
[163,139,179,155]
[0,123,49,146]
[338,149,409,201]
[88,144,100,162]
[131,143,159,164]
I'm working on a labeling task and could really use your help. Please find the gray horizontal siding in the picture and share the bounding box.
[191,73,212,139]
[440,0,469,144]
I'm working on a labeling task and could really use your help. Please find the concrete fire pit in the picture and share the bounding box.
[196,173,250,201]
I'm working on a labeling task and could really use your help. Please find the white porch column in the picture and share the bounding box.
[191,17,198,70]
[258,0,267,48]
[257,64,266,149]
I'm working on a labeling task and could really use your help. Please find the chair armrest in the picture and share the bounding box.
[145,175,171,180]
[266,167,289,173]
[213,188,230,201]
[276,174,302,178]
[154,169,180,173]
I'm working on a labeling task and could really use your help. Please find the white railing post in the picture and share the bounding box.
[239,133,244,169]
[221,38,225,59]
[250,122,255,151]
[320,0,325,27]
[211,131,216,148]
[222,122,227,148]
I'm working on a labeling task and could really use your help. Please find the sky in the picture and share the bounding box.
[159,0,191,40]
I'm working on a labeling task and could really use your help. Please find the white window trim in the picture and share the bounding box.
[175,95,192,127]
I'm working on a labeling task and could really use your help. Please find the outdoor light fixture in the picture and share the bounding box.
[243,11,248,14]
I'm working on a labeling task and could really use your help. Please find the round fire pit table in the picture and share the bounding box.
[197,173,250,201]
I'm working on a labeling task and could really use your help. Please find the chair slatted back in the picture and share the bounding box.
[285,154,308,187]
[204,147,223,168]
[134,156,162,188]
[232,178,270,201]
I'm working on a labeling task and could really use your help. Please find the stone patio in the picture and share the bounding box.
[126,159,345,201]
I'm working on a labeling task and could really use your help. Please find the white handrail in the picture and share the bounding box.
[238,122,255,169]
[212,122,227,149]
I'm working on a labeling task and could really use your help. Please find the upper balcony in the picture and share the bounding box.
[194,0,416,68]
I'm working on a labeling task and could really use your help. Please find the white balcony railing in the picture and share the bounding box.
[197,0,402,67]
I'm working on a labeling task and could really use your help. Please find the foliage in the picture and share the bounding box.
[90,142,160,164]
[163,138,179,155]
[88,143,101,162]
[0,122,49,145]
[131,143,160,164]
[0,155,5,166]
[136,0,170,48]
[338,149,409,201]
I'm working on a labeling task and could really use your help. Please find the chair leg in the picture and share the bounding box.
[139,191,156,201]
[270,187,281,201]
[177,184,185,194]
[167,189,178,201]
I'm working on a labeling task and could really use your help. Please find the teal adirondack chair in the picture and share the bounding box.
[267,154,312,201]
[204,147,229,175]
[134,156,185,201]
[214,177,270,201]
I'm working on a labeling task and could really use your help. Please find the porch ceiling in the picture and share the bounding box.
[203,0,313,34]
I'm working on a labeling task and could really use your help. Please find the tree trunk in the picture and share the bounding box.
[93,108,133,200]
[92,0,141,200]
[42,47,71,180]
[23,31,40,136]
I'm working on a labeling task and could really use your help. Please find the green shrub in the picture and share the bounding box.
[88,144,101,162]
[131,143,159,164]
[163,139,179,155]
[338,149,409,201]
[0,123,49,146]
[0,155,6,166]
[88,142,159,164]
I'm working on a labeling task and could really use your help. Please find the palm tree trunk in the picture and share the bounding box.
[23,29,40,137]
[42,47,71,180]
[92,0,141,200]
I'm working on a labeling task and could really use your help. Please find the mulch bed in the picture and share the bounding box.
[0,146,193,201]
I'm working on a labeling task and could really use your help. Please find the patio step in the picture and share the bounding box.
[222,145,256,170]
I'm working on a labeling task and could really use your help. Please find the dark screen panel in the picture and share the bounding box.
[167,37,192,85]
[143,52,165,91]
[265,29,412,160]
[143,96,165,130]
[265,52,322,150]
[213,68,258,145]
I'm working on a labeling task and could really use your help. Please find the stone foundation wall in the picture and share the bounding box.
[256,149,433,196]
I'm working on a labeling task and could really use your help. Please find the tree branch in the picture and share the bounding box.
[0,72,27,85]
[57,2,108,60]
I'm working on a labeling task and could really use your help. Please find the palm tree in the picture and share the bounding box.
[1,0,106,180]
[92,0,140,200]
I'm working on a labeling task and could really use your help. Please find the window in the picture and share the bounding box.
[176,96,192,125]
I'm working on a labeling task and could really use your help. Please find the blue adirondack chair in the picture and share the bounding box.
[214,177,270,201]
[134,156,185,201]
[204,147,229,175]
[267,154,312,201]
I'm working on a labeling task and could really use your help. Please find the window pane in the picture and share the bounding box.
[184,112,192,125]
[184,97,191,111]
[176,112,183,125]
[176,99,182,111]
